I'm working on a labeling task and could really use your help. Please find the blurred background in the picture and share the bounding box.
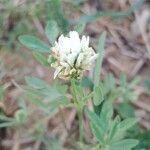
[0,0,150,149]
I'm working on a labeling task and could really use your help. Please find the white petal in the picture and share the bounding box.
[58,34,65,46]
[69,31,79,40]
[89,54,98,62]
[83,54,98,66]
[54,66,63,79]
[69,31,81,53]
[60,62,70,68]
[81,36,89,50]
[76,53,84,67]
[67,53,77,66]
[58,35,70,54]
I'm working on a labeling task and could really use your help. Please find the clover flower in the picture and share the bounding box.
[48,31,98,80]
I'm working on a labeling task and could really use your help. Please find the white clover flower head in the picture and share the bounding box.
[49,31,98,80]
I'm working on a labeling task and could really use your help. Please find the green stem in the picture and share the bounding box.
[71,80,84,142]
[78,109,83,142]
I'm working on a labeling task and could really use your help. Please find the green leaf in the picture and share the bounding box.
[128,0,144,13]
[120,74,127,88]
[53,82,68,95]
[46,0,69,33]
[0,115,14,122]
[94,32,106,87]
[86,109,105,143]
[19,35,50,53]
[28,88,62,102]
[104,73,115,94]
[18,98,27,110]
[93,32,106,106]
[26,92,45,107]
[33,52,49,66]
[81,77,93,89]
[93,84,104,106]
[110,139,139,150]
[109,116,120,141]
[100,101,113,124]
[44,137,63,150]
[45,20,59,44]
[75,0,144,23]
[74,23,85,34]
[82,92,94,103]
[0,86,4,101]
[107,89,120,102]
[116,103,135,118]
[15,109,27,123]
[129,77,141,88]
[0,122,16,128]
[28,87,63,102]
[144,79,150,91]
[25,76,49,89]
[90,122,104,144]
[118,118,138,132]
[135,130,150,149]
[109,128,126,143]
[110,118,137,143]
[119,74,138,102]
[47,96,69,109]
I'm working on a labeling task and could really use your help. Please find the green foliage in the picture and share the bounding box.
[25,76,69,107]
[18,35,50,53]
[118,118,137,132]
[32,52,49,66]
[86,109,105,143]
[76,0,144,23]
[116,103,135,118]
[134,130,150,150]
[93,84,104,106]
[93,32,106,106]
[15,109,28,124]
[70,80,93,110]
[81,73,139,118]
[44,137,63,150]
[0,0,69,51]
[45,0,69,33]
[0,85,4,101]
[45,20,59,44]
[94,74,139,119]
[119,75,139,102]
[110,139,139,150]
[115,75,140,119]
[0,120,16,128]
[144,79,150,91]
[0,99,27,128]
[1,0,144,52]
[0,108,28,128]
[74,23,86,34]
[102,74,118,101]
[0,0,40,50]
[25,76,50,89]
[81,77,93,89]
[0,0,146,149]
[86,101,138,150]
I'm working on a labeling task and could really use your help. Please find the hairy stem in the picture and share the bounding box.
[78,109,83,142]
